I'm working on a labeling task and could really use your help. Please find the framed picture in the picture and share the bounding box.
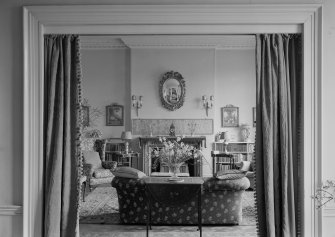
[106,104,124,126]
[82,105,89,127]
[252,107,256,127]
[221,105,239,127]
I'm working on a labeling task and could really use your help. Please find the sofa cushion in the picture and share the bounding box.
[93,168,114,178]
[215,169,246,180]
[112,167,146,179]
[83,151,102,170]
[203,177,250,191]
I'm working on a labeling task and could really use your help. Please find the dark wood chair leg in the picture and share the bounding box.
[82,181,86,202]
[89,183,92,192]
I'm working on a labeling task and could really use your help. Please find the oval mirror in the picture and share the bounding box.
[159,71,185,111]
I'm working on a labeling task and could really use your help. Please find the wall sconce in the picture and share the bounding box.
[132,95,143,117]
[202,95,214,117]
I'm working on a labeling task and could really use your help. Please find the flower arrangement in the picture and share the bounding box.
[82,98,103,129]
[152,136,202,178]
[311,180,335,209]
[83,127,102,138]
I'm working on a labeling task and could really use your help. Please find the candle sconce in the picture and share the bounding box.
[132,95,143,117]
[202,95,214,117]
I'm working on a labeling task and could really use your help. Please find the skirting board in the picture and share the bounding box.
[0,205,23,216]
[132,119,213,136]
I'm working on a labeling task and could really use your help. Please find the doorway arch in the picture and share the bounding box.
[23,4,322,237]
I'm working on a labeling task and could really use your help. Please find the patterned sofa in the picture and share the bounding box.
[111,176,250,225]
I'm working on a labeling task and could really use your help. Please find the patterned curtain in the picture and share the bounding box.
[255,34,302,237]
[44,35,82,237]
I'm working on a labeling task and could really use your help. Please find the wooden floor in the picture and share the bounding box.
[80,224,257,237]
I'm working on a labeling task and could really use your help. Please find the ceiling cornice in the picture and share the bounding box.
[80,35,255,50]
[80,36,127,49]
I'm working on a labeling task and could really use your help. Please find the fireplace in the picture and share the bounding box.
[138,136,206,176]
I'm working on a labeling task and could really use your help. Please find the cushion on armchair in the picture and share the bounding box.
[93,168,114,178]
[239,161,252,172]
[102,161,118,170]
[83,151,102,170]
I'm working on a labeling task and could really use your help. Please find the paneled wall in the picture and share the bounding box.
[214,49,256,142]
[81,48,130,139]
[130,48,215,119]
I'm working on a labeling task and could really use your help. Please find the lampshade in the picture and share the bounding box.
[121,131,132,140]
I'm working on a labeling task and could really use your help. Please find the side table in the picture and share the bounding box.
[106,152,140,169]
[143,177,204,237]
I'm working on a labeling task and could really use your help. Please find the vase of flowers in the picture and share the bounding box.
[152,136,202,181]
[240,123,251,142]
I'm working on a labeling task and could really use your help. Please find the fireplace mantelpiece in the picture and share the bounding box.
[139,136,206,176]
[139,136,206,148]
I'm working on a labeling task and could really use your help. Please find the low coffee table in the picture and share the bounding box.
[150,172,190,177]
[143,177,204,237]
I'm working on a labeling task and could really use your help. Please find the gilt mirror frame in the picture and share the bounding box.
[23,4,322,237]
[159,71,186,111]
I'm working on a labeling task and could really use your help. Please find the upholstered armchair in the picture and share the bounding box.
[82,151,117,191]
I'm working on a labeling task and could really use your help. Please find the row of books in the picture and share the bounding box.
[215,154,246,163]
[215,163,233,172]
[213,143,255,153]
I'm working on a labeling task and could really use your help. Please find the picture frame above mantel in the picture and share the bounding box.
[159,71,186,111]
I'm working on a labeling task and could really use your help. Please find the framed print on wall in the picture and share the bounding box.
[82,105,89,127]
[221,104,239,127]
[253,107,256,127]
[106,104,124,126]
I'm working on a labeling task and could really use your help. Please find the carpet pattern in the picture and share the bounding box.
[80,186,120,224]
[79,187,256,226]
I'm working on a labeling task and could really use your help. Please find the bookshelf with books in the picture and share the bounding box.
[212,142,255,174]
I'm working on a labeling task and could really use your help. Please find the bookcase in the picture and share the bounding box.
[212,142,255,174]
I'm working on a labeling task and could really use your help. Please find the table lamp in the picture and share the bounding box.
[219,132,229,153]
[121,131,132,154]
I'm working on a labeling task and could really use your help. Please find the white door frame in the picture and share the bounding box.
[23,4,322,237]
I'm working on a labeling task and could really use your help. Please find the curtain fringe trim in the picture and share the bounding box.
[74,35,83,234]
[252,132,261,236]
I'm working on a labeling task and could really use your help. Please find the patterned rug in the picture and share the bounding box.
[79,187,256,226]
[80,186,120,224]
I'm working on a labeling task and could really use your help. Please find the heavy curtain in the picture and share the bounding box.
[44,35,82,237]
[255,34,302,237]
